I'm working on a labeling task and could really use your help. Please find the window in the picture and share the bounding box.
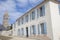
[38,24,41,34]
[40,23,47,34]
[14,23,16,31]
[17,19,20,26]
[14,23,16,28]
[21,18,24,24]
[30,13,32,21]
[18,29,20,36]
[58,4,60,14]
[25,15,28,23]
[32,11,35,20]
[40,5,45,17]
[4,17,8,20]
[37,9,40,18]
[21,28,24,36]
[32,25,36,35]
[41,23,44,34]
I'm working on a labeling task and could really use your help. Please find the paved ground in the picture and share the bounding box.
[0,35,12,40]
[0,36,36,40]
[0,35,51,40]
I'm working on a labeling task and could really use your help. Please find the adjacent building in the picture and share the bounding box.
[12,0,60,40]
[0,11,12,36]
[3,11,9,29]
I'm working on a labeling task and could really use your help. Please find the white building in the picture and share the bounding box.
[12,0,60,40]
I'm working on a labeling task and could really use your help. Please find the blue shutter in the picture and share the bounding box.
[37,9,39,18]
[30,13,31,21]
[58,4,60,14]
[32,11,35,20]
[34,25,36,34]
[44,22,47,34]
[32,25,36,35]
[18,29,20,35]
[21,28,24,35]
[42,5,45,16]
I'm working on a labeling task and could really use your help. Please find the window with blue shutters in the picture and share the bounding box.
[41,23,44,34]
[21,18,24,24]
[21,28,24,36]
[30,13,32,21]
[32,25,36,35]
[40,22,47,34]
[37,9,40,18]
[18,29,20,36]
[14,24,15,28]
[25,15,28,23]
[17,19,20,26]
[32,11,35,20]
[44,22,47,34]
[40,5,45,17]
[13,24,15,31]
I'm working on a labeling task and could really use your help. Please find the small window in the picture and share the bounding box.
[37,9,40,18]
[32,25,36,35]
[25,15,28,23]
[40,23,47,34]
[14,23,16,28]
[18,29,20,36]
[40,5,45,17]
[30,13,32,21]
[21,18,24,24]
[21,28,24,36]
[41,23,44,34]
[17,19,20,26]
[14,23,16,31]
[32,11,35,20]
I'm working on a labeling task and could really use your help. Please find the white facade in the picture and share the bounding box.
[12,1,60,40]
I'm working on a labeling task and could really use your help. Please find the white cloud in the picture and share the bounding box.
[9,12,23,24]
[16,0,28,8]
[29,0,44,6]
[9,12,23,19]
[0,0,16,12]
[29,0,39,3]
[0,0,18,24]
[0,0,43,24]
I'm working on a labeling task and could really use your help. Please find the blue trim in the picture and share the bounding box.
[44,22,47,34]
[58,4,60,14]
[42,5,45,16]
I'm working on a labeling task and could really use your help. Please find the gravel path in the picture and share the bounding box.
[0,35,12,40]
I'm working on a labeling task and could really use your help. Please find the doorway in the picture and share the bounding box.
[26,27,28,37]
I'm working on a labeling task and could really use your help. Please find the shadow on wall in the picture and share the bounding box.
[59,37,60,40]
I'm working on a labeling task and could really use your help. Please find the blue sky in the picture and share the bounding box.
[0,0,44,24]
